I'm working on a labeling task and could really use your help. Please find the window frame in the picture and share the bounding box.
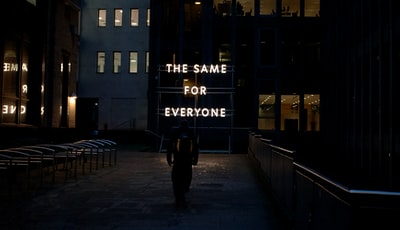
[98,9,106,27]
[130,8,139,27]
[146,8,150,27]
[114,8,123,27]
[97,51,106,73]
[113,51,122,73]
[145,51,149,73]
[129,51,138,74]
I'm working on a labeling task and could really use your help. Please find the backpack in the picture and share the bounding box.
[176,131,192,154]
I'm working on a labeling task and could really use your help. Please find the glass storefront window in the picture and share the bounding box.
[237,0,254,16]
[219,44,231,63]
[304,94,320,131]
[260,0,276,16]
[215,0,232,16]
[2,99,18,123]
[2,41,29,124]
[281,94,299,131]
[281,0,300,17]
[258,93,320,131]
[258,94,275,130]
[3,41,18,97]
[304,0,320,17]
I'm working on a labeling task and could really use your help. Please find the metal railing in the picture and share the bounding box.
[248,132,400,229]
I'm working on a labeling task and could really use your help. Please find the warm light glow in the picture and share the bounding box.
[165,107,226,117]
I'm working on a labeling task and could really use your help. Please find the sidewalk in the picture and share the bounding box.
[1,147,289,229]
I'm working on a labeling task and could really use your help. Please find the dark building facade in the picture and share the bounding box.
[0,0,80,145]
[321,0,400,190]
[149,0,400,190]
[148,0,321,153]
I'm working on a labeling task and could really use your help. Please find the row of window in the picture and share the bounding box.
[96,0,320,29]
[258,94,320,131]
[97,51,149,74]
[98,8,150,27]
[215,0,320,17]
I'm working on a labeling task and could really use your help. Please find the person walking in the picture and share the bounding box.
[167,120,199,209]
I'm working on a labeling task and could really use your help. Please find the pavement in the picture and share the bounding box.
[0,145,289,230]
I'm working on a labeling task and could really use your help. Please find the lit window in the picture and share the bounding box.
[114,9,123,27]
[98,9,106,27]
[304,94,320,131]
[147,8,150,26]
[97,51,105,73]
[258,94,276,130]
[260,0,276,16]
[130,9,139,26]
[26,0,36,6]
[305,0,320,17]
[113,52,122,73]
[215,0,231,16]
[238,0,254,16]
[145,52,149,73]
[219,44,231,63]
[281,0,300,17]
[129,51,138,73]
[281,95,299,131]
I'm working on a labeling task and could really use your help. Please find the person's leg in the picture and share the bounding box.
[184,165,192,192]
[172,165,187,208]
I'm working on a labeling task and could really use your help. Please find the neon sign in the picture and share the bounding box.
[3,62,28,72]
[3,105,26,114]
[165,64,227,74]
[162,64,229,118]
[165,107,226,117]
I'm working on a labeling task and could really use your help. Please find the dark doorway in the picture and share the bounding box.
[76,98,99,134]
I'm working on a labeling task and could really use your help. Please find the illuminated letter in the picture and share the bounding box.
[22,84,28,94]
[21,106,26,114]
[10,105,17,114]
[221,64,227,73]
[165,107,171,116]
[4,63,10,71]
[221,108,226,117]
[173,64,180,73]
[201,108,209,117]
[22,63,28,72]
[211,108,218,117]
[182,64,188,73]
[200,65,208,73]
[193,64,200,73]
[187,108,194,116]
[210,65,218,73]
[191,86,199,95]
[11,64,18,72]
[166,64,172,72]
[200,86,207,95]
[2,105,8,114]
[180,107,186,117]
[172,108,179,116]
[184,86,190,95]
[194,108,201,116]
